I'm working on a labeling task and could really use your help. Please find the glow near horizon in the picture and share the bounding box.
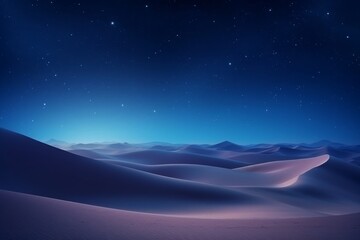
[2,107,355,145]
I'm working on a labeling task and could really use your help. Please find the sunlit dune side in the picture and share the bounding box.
[235,154,330,187]
[0,128,257,214]
[0,128,359,220]
[102,154,329,188]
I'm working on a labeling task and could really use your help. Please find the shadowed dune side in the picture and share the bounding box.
[232,156,360,215]
[209,141,245,151]
[228,147,327,164]
[2,128,360,218]
[1,190,359,240]
[178,144,219,156]
[114,150,245,168]
[235,155,329,187]
[0,128,258,214]
[87,142,360,216]
[67,142,147,155]
[276,146,326,157]
[102,155,329,188]
[69,149,113,159]
[229,152,293,164]
[68,148,247,168]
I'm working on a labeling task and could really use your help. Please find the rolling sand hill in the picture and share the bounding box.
[1,190,359,240]
[1,128,360,239]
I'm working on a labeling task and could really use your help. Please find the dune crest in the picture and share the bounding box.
[104,155,330,189]
[1,128,359,220]
[235,154,330,187]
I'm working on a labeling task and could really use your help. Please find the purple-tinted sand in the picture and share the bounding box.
[1,128,360,239]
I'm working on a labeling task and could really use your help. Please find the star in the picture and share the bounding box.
[228,62,232,66]
[110,21,115,25]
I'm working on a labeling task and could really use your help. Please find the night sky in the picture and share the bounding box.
[0,0,359,144]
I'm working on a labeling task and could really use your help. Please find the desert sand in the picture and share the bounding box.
[0,190,359,240]
[1,128,360,239]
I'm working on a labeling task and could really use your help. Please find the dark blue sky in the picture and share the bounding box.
[0,0,359,144]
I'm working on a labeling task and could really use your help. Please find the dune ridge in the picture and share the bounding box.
[1,128,359,219]
[1,190,359,240]
[1,128,360,239]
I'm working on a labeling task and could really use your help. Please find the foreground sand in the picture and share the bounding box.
[1,190,359,240]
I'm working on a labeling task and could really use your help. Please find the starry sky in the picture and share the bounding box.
[0,0,359,144]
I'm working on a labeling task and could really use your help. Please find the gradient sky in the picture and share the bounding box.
[0,0,359,144]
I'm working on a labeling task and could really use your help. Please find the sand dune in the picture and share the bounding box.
[102,155,329,188]
[0,190,359,240]
[0,129,254,214]
[115,149,244,168]
[69,149,113,159]
[209,141,244,151]
[2,128,360,217]
[236,154,329,187]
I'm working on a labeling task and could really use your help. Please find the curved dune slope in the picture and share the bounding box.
[103,155,329,188]
[236,154,330,187]
[1,190,360,240]
[0,129,255,214]
[1,128,360,219]
[115,150,244,168]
